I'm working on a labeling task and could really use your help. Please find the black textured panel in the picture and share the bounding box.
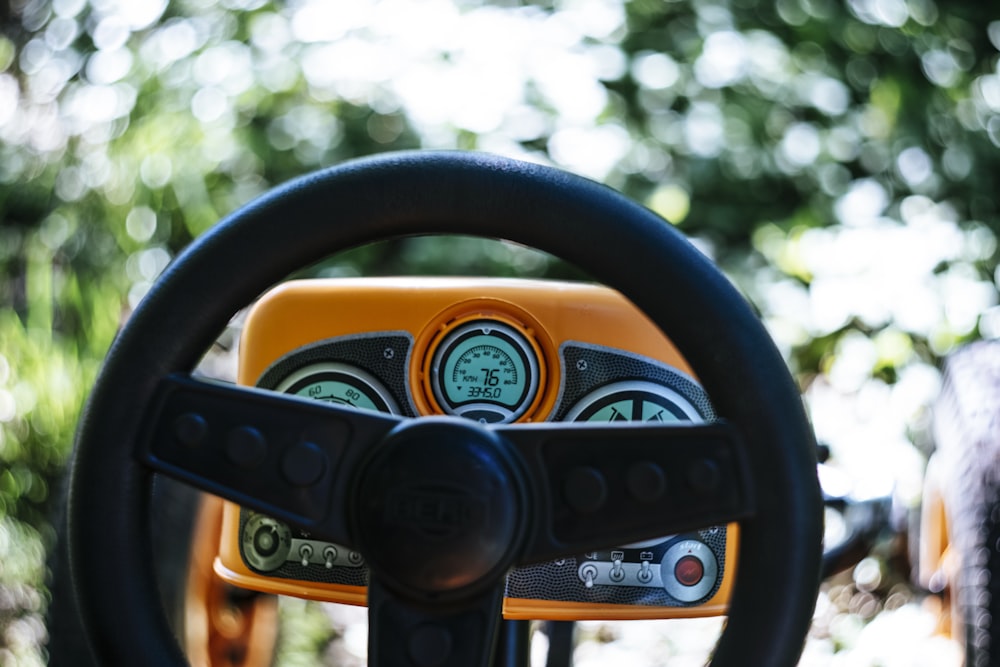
[505,528,726,606]
[255,332,416,416]
[553,342,716,421]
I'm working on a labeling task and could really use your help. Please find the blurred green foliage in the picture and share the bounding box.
[0,0,998,663]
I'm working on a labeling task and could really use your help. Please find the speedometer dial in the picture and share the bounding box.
[431,320,540,423]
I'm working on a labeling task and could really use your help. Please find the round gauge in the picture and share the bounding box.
[564,379,703,424]
[274,362,400,415]
[430,319,540,424]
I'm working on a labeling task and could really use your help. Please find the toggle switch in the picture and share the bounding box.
[610,551,625,582]
[299,543,313,567]
[637,559,653,584]
[579,563,599,589]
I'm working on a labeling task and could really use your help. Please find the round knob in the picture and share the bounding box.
[241,514,291,572]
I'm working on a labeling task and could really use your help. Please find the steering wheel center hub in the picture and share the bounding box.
[353,418,526,602]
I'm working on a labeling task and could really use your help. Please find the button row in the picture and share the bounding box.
[172,411,330,488]
[291,538,365,569]
[562,458,720,515]
[578,559,665,590]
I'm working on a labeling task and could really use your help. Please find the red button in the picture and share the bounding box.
[674,555,704,586]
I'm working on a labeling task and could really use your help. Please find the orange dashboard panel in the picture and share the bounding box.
[213,277,737,620]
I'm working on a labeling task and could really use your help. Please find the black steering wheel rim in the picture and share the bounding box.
[69,150,822,666]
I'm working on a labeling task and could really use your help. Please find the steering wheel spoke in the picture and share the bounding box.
[137,374,398,546]
[499,421,755,563]
[367,578,504,667]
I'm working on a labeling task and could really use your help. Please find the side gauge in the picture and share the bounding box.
[564,379,703,424]
[430,319,540,424]
[274,362,400,415]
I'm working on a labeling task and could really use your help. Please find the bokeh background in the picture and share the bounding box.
[1,0,999,664]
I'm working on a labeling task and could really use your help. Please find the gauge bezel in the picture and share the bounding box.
[431,321,535,413]
[564,379,704,424]
[273,361,400,415]
[429,318,541,423]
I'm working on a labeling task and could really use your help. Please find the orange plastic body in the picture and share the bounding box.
[214,277,737,620]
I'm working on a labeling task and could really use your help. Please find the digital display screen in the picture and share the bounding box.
[441,333,527,408]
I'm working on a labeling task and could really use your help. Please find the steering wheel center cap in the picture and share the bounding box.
[353,417,526,603]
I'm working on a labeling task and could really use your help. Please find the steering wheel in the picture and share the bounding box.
[68,151,822,666]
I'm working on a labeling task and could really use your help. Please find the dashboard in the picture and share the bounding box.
[213,277,737,620]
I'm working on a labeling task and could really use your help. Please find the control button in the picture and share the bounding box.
[282,440,327,487]
[173,413,207,447]
[563,466,608,513]
[348,550,364,566]
[686,458,720,496]
[323,545,338,569]
[299,543,314,567]
[626,461,667,503]
[674,555,704,587]
[637,560,653,584]
[226,426,267,469]
[661,539,719,603]
[579,563,598,589]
